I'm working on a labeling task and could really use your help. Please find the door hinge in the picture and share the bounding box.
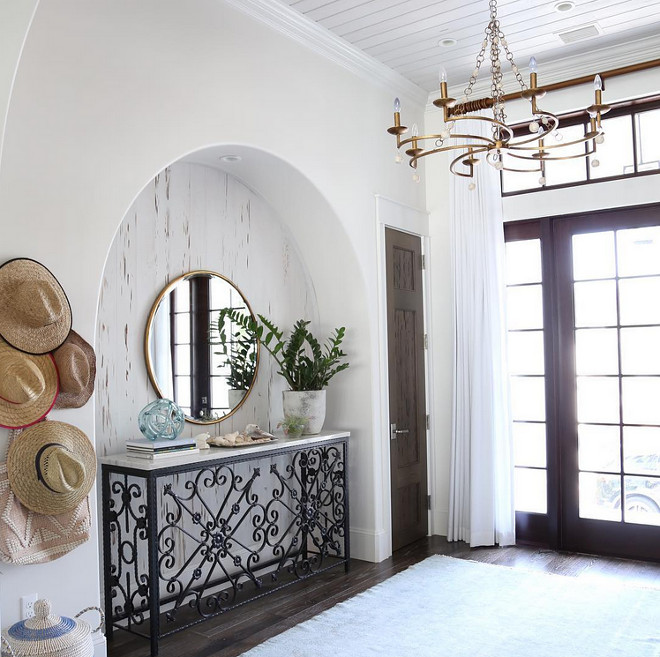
[421,254,426,270]
[424,334,428,350]
[426,414,430,430]
[427,494,432,510]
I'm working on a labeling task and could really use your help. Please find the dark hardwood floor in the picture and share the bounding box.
[108,536,660,657]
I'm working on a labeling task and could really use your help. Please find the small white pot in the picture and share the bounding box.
[282,390,326,435]
[228,389,247,409]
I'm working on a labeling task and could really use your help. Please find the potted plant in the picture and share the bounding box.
[215,310,349,434]
[277,414,308,439]
[212,312,257,409]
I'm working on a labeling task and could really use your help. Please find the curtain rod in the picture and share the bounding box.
[447,57,660,115]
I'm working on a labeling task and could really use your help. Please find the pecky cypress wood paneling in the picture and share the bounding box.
[95,162,317,457]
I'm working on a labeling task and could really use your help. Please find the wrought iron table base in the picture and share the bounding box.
[101,435,349,656]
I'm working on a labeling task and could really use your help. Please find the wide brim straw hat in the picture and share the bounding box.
[0,258,72,355]
[7,421,96,515]
[0,338,59,429]
[53,331,96,409]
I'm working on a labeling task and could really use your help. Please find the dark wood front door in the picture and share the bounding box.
[555,207,660,560]
[385,228,428,551]
[505,205,660,560]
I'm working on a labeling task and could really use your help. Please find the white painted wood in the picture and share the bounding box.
[95,162,317,458]
[274,0,660,92]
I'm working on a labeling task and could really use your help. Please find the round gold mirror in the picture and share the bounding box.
[144,270,259,424]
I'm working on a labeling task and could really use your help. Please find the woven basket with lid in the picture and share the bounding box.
[2,599,103,657]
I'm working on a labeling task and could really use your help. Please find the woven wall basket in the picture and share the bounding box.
[1,599,103,657]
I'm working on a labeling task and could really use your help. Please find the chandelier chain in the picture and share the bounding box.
[461,36,487,111]
[490,20,504,127]
[502,37,528,92]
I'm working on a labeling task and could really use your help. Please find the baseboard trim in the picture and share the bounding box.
[350,527,389,563]
[432,511,449,537]
[93,633,107,657]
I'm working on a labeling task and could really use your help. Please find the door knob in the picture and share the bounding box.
[390,424,410,440]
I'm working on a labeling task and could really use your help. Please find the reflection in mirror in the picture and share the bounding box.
[145,271,259,424]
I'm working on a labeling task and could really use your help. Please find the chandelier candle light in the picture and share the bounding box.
[388,0,610,182]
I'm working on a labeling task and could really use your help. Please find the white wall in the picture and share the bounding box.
[425,67,660,537]
[0,0,425,633]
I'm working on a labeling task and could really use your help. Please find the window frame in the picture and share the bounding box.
[501,95,660,197]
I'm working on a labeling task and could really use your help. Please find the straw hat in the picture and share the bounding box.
[7,421,96,515]
[53,331,96,409]
[0,339,59,429]
[0,258,72,354]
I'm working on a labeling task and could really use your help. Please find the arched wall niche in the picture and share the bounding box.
[95,141,378,555]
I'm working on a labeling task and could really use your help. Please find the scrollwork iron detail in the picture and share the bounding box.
[106,475,150,629]
[102,437,348,656]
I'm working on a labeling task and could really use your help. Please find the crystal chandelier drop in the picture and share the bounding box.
[388,0,611,179]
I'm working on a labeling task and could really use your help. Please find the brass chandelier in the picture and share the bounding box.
[388,0,611,180]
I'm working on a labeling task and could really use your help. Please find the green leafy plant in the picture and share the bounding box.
[215,309,349,391]
[212,312,257,390]
[277,414,308,438]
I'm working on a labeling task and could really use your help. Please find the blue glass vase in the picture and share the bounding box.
[138,399,185,441]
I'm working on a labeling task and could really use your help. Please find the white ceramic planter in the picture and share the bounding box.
[228,389,246,409]
[282,390,326,435]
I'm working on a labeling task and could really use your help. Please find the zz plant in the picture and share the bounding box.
[212,313,257,390]
[215,309,349,391]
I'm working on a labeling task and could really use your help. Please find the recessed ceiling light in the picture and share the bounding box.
[438,38,457,48]
[219,154,242,163]
[554,1,575,11]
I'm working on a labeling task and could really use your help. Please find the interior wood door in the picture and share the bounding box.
[385,227,428,551]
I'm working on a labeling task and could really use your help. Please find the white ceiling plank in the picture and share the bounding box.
[264,0,660,95]
[351,0,635,53]
[369,1,621,64]
[288,0,341,12]
[378,0,646,72]
[408,21,660,83]
[408,20,660,90]
[306,0,408,23]
[321,0,484,31]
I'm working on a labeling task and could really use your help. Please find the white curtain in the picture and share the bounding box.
[447,117,515,547]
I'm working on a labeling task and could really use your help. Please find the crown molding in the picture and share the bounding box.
[427,33,660,112]
[223,0,428,108]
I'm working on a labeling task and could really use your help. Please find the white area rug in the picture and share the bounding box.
[240,555,660,657]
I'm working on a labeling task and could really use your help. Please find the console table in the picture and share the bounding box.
[100,430,349,656]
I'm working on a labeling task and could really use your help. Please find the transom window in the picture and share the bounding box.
[502,98,660,196]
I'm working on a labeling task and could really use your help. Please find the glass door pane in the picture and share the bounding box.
[568,225,660,531]
[505,238,547,515]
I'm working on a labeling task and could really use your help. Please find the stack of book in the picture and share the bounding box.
[125,437,199,460]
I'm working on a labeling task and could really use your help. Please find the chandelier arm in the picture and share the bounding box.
[409,143,492,170]
[507,132,599,153]
[533,148,598,162]
[486,150,542,173]
[397,132,497,150]
[449,146,491,177]
[505,144,597,162]
[447,115,515,142]
[495,162,543,174]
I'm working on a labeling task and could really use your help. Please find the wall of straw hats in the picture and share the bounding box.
[0,0,429,642]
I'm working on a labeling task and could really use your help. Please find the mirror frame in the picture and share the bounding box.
[144,269,260,425]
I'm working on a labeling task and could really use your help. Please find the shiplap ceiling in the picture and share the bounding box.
[278,0,660,92]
